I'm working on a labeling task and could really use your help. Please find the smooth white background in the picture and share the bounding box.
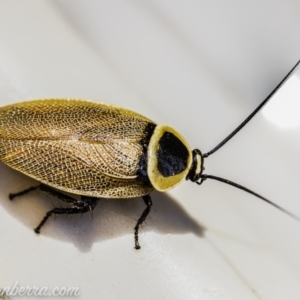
[0,1,300,299]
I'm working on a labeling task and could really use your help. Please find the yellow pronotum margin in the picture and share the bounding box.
[147,125,192,192]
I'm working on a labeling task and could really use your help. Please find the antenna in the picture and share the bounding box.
[198,174,300,222]
[203,60,300,158]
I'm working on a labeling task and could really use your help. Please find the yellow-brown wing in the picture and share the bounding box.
[0,99,155,198]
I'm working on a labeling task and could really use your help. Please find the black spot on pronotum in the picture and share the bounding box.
[157,131,189,177]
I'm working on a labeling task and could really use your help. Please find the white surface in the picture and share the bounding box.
[0,1,300,299]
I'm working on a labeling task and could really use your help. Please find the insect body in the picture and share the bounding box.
[0,99,200,249]
[1,60,300,249]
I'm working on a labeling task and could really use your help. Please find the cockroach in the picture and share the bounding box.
[1,60,299,249]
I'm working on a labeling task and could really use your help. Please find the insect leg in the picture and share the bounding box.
[34,196,99,234]
[134,194,152,250]
[9,183,100,233]
[9,186,39,200]
[35,185,100,217]
[9,184,78,204]
[36,184,86,205]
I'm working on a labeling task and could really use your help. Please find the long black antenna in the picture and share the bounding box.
[203,60,300,158]
[199,174,300,222]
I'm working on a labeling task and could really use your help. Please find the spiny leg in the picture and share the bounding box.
[10,184,80,205]
[134,194,152,250]
[35,197,99,233]
[9,186,39,200]
[8,184,99,233]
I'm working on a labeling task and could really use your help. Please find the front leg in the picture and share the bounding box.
[134,194,152,250]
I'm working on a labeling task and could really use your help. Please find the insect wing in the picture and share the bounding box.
[0,100,155,198]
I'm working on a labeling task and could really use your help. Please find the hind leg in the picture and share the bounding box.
[9,184,99,233]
